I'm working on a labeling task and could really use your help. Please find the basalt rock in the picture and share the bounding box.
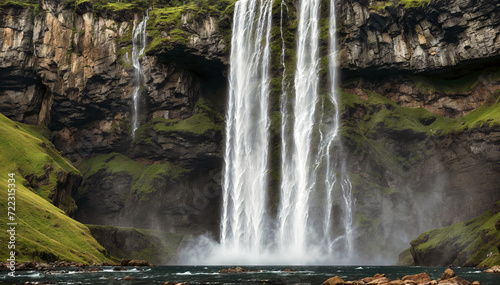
[338,0,500,76]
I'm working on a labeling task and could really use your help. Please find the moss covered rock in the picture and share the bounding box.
[409,202,500,267]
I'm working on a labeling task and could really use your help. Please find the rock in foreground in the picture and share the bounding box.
[323,269,480,285]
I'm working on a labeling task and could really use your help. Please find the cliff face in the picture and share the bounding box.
[0,0,499,264]
[0,0,228,234]
[334,0,500,261]
[338,0,500,74]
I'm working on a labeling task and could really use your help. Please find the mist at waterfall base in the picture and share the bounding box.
[178,0,356,265]
[178,0,448,266]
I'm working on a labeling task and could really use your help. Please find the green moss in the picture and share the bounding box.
[151,113,221,135]
[0,114,80,211]
[78,153,146,197]
[0,0,38,10]
[397,248,413,265]
[410,68,500,95]
[369,0,430,11]
[410,208,500,267]
[132,163,189,200]
[146,1,234,53]
[0,113,110,264]
[79,153,190,202]
[135,96,222,140]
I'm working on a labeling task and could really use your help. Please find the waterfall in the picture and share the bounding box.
[220,0,273,260]
[277,0,355,263]
[277,0,322,259]
[185,0,355,265]
[131,11,149,138]
[320,0,354,259]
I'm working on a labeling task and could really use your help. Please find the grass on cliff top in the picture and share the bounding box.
[410,205,500,267]
[0,113,110,264]
[369,0,431,11]
[0,0,38,10]
[145,0,235,52]
[87,225,186,264]
[0,113,80,212]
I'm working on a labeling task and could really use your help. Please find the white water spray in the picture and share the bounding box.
[277,0,321,259]
[131,11,149,138]
[182,0,355,265]
[220,0,273,261]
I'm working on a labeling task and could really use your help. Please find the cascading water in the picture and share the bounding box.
[317,0,354,260]
[131,11,149,138]
[220,0,273,261]
[277,0,321,259]
[184,0,355,265]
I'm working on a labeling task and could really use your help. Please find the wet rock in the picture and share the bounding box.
[123,276,132,280]
[438,276,471,284]
[322,276,345,285]
[121,259,131,266]
[402,272,431,283]
[127,259,149,266]
[483,265,500,273]
[220,266,249,273]
[441,268,457,280]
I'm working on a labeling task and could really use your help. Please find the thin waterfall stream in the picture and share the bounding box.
[131,11,149,138]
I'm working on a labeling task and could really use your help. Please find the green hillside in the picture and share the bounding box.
[0,113,111,264]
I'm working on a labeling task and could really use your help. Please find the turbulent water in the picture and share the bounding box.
[131,11,149,138]
[2,266,498,285]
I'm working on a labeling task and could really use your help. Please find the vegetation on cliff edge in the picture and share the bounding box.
[0,113,80,213]
[410,202,500,267]
[0,113,111,264]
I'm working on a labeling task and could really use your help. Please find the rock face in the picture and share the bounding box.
[0,0,499,264]
[338,0,500,75]
[0,0,228,234]
[409,202,500,267]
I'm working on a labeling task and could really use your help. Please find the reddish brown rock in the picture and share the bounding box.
[402,272,431,283]
[120,259,131,266]
[483,265,500,273]
[322,276,345,285]
[127,260,149,266]
[438,277,470,285]
[366,277,389,284]
[441,269,457,280]
[385,280,404,285]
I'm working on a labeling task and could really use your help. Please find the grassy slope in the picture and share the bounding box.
[0,114,80,211]
[0,113,111,263]
[410,204,500,267]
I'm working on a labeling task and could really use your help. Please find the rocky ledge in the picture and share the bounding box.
[323,269,480,285]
